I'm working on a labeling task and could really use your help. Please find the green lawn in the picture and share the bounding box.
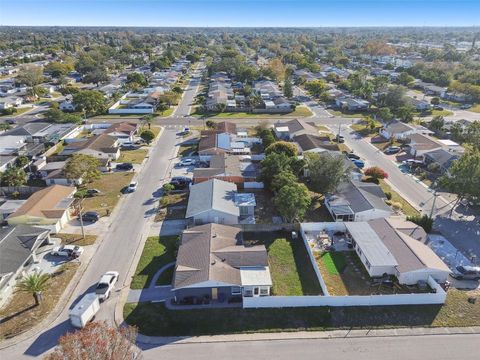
[0,106,34,118]
[320,252,347,275]
[244,232,322,296]
[55,233,98,246]
[379,180,420,218]
[124,303,331,336]
[130,236,178,289]
[177,141,199,157]
[195,106,313,119]
[117,148,148,164]
[329,110,368,119]
[155,107,174,117]
[469,104,480,113]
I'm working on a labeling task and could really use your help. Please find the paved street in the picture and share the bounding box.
[173,63,204,117]
[143,334,480,360]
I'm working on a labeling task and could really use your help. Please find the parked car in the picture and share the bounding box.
[352,159,365,169]
[451,265,480,280]
[433,105,444,111]
[384,146,401,155]
[460,104,472,109]
[346,153,360,160]
[81,211,100,223]
[336,134,345,143]
[126,181,138,193]
[6,119,16,124]
[177,158,196,167]
[121,142,137,149]
[116,162,133,171]
[85,188,101,197]
[177,127,190,136]
[51,245,84,258]
[95,271,119,301]
[170,176,192,190]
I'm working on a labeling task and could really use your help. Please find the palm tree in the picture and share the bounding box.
[17,272,50,306]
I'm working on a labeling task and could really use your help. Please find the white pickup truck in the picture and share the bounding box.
[69,293,100,328]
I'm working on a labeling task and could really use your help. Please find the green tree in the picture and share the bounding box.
[140,129,155,144]
[15,155,29,168]
[397,72,415,86]
[305,152,351,194]
[304,79,327,97]
[142,114,154,129]
[1,166,27,187]
[396,105,415,123]
[430,97,440,106]
[16,65,44,97]
[162,183,175,194]
[283,75,293,98]
[383,85,408,110]
[82,69,108,85]
[45,61,74,78]
[64,154,101,183]
[271,171,298,193]
[72,90,106,117]
[157,102,169,115]
[260,153,295,188]
[265,141,298,157]
[126,72,148,88]
[376,107,393,122]
[17,272,50,306]
[464,121,480,150]
[172,86,183,94]
[428,116,445,133]
[274,183,311,222]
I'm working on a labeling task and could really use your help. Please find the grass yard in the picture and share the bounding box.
[316,125,330,132]
[156,266,174,286]
[54,233,98,246]
[350,121,381,137]
[196,106,313,119]
[0,106,34,118]
[320,252,347,275]
[330,110,368,119]
[118,148,148,164]
[155,192,188,222]
[82,172,134,216]
[244,232,322,296]
[177,141,199,157]
[139,125,161,139]
[469,104,480,113]
[0,263,79,340]
[155,107,174,117]
[124,302,331,336]
[130,236,178,289]
[379,179,421,218]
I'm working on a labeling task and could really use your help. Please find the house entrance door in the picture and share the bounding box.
[212,288,218,300]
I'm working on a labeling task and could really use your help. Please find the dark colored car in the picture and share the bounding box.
[81,211,100,223]
[85,189,101,197]
[116,162,133,171]
[170,176,192,190]
[452,265,480,280]
[346,153,360,160]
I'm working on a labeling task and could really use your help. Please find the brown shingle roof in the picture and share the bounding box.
[277,118,318,136]
[104,122,137,136]
[216,121,236,134]
[63,134,118,154]
[173,224,268,289]
[8,185,75,219]
[293,134,340,152]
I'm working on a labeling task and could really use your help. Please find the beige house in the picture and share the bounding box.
[60,134,120,160]
[7,185,76,232]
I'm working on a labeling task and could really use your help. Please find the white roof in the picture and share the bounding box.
[275,126,289,132]
[437,139,460,147]
[345,222,398,267]
[240,266,272,286]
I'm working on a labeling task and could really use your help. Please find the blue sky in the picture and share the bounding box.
[0,1,479,27]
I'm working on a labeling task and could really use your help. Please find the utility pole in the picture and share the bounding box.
[429,184,438,219]
[77,197,85,239]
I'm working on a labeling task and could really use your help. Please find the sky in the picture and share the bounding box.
[0,0,479,27]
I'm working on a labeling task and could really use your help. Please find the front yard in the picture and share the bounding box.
[244,231,322,296]
[55,233,98,246]
[0,263,79,340]
[130,236,179,289]
[82,172,134,216]
[379,179,420,218]
[155,192,188,222]
[195,106,313,119]
[117,148,148,164]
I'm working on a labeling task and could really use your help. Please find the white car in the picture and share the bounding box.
[50,245,84,258]
[178,158,196,167]
[95,271,119,301]
[126,181,138,193]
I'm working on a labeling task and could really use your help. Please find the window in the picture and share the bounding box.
[365,259,371,270]
[260,288,269,296]
[254,287,259,296]
[231,286,242,295]
[244,289,253,297]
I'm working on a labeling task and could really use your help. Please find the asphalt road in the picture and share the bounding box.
[143,334,480,360]
[173,63,204,117]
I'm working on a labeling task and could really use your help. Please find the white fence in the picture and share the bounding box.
[243,277,446,308]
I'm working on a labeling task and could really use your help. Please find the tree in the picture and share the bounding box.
[140,129,155,144]
[82,69,108,85]
[383,85,408,110]
[15,155,29,168]
[396,105,415,123]
[283,75,293,99]
[162,183,175,194]
[72,90,106,117]
[274,183,311,222]
[376,107,393,122]
[428,115,445,133]
[46,321,141,360]
[17,272,50,306]
[157,102,170,115]
[45,108,82,124]
[430,97,440,106]
[64,154,101,183]
[265,141,298,157]
[126,72,148,88]
[407,214,434,233]
[464,121,480,150]
[305,152,350,194]
[397,72,415,86]
[45,61,73,78]
[16,65,44,97]
[271,171,298,193]
[438,148,480,208]
[142,114,154,129]
[1,166,27,187]
[364,166,389,182]
[304,79,327,98]
[172,86,183,94]
[260,153,295,188]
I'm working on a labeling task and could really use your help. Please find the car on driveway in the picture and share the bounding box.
[81,211,100,223]
[344,152,361,160]
[95,271,119,301]
[170,176,192,190]
[51,245,84,258]
[352,159,365,169]
[384,146,401,155]
[126,181,138,193]
[451,265,480,280]
[116,162,133,171]
[177,158,196,167]
[85,189,101,197]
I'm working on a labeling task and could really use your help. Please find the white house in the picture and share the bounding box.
[380,120,416,140]
[59,100,76,112]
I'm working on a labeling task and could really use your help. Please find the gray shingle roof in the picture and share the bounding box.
[332,180,392,214]
[186,178,239,218]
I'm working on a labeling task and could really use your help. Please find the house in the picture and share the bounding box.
[4,122,78,144]
[0,200,27,221]
[193,154,260,186]
[345,217,450,285]
[0,155,17,172]
[0,136,27,156]
[406,133,442,157]
[274,119,318,140]
[380,120,416,140]
[293,134,340,154]
[0,225,52,307]
[0,96,23,110]
[60,134,120,160]
[263,97,292,113]
[103,122,138,144]
[411,98,431,112]
[415,81,446,96]
[198,123,248,160]
[7,185,76,232]
[423,148,459,174]
[335,97,369,111]
[172,223,272,304]
[325,180,393,222]
[59,100,76,112]
[186,178,255,225]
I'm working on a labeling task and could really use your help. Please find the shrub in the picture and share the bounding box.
[364,166,388,180]
[385,191,392,200]
[407,214,434,233]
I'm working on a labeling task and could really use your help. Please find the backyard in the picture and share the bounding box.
[0,263,79,340]
[82,172,134,216]
[117,148,148,164]
[243,231,322,296]
[130,235,179,289]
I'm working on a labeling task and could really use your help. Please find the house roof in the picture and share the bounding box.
[293,134,340,152]
[193,154,258,180]
[4,122,51,137]
[407,133,442,152]
[186,179,239,218]
[275,119,318,136]
[382,120,415,134]
[8,185,75,220]
[424,148,459,169]
[173,223,268,289]
[0,225,50,275]
[62,134,118,154]
[104,122,137,136]
[216,121,236,134]
[330,180,392,214]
